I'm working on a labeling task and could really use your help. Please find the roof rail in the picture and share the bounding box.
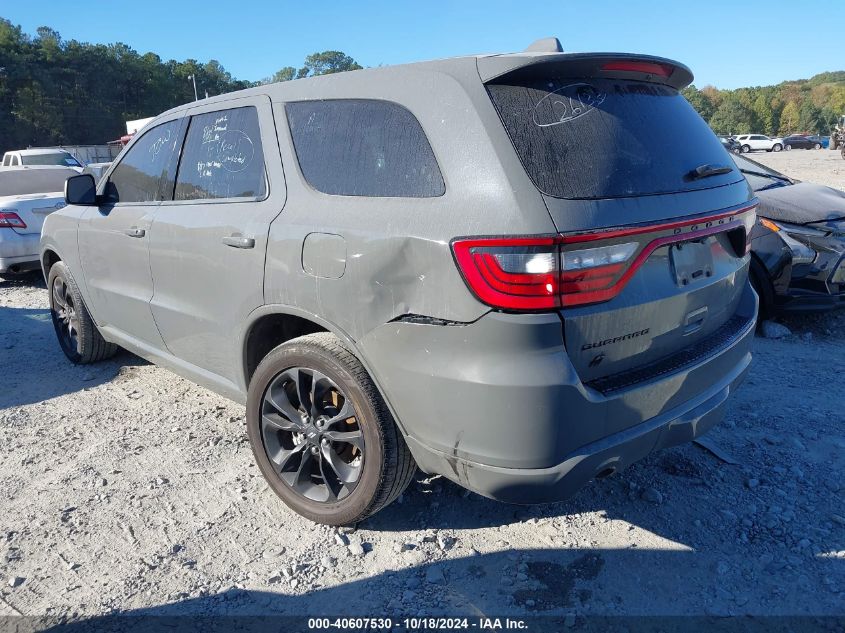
[524,37,563,53]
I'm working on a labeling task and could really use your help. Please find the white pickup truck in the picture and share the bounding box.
[734,134,784,153]
[1,148,83,170]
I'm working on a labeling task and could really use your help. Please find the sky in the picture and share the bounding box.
[4,0,843,89]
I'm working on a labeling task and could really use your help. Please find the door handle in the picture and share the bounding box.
[124,227,145,238]
[222,235,255,249]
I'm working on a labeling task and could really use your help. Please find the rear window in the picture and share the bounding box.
[21,152,81,168]
[286,99,445,198]
[487,77,740,199]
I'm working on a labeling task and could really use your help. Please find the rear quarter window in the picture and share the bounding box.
[285,99,445,198]
[487,77,741,199]
[174,106,267,201]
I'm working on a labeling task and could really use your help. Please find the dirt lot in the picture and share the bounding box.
[1,150,844,625]
[750,146,845,191]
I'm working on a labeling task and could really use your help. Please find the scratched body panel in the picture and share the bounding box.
[264,60,555,340]
[40,48,759,507]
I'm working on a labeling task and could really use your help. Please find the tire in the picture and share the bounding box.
[785,144,792,151]
[246,332,416,525]
[841,147,845,160]
[741,144,751,153]
[814,143,821,150]
[48,261,119,364]
[773,143,782,152]
[749,258,774,321]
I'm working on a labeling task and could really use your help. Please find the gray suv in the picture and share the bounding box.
[42,42,758,525]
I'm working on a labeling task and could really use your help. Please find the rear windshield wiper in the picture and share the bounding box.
[688,164,733,181]
[739,169,792,183]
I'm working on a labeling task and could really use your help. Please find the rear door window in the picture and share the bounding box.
[285,99,445,197]
[174,106,267,201]
[105,120,183,203]
[487,77,741,199]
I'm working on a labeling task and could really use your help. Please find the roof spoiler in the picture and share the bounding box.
[478,49,694,90]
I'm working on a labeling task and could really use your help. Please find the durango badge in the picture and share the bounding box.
[582,329,651,351]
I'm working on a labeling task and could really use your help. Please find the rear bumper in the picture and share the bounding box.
[359,282,757,503]
[0,232,40,273]
[407,348,749,503]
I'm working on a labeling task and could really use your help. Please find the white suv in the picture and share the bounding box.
[734,134,783,153]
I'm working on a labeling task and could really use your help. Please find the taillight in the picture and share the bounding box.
[560,242,638,299]
[0,211,26,229]
[451,237,560,310]
[452,203,757,311]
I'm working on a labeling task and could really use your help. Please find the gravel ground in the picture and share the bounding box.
[747,146,845,191]
[1,152,844,623]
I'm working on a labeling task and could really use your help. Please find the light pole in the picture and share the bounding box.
[187,74,198,101]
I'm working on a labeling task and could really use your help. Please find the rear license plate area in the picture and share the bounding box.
[670,241,713,287]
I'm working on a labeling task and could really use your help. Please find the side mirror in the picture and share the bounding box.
[65,174,97,205]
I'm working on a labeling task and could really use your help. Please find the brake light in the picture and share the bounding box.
[452,204,757,311]
[452,237,560,310]
[601,60,673,77]
[0,211,26,229]
[561,243,638,297]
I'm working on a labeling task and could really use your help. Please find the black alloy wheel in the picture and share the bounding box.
[260,366,364,502]
[51,275,80,357]
[246,333,416,525]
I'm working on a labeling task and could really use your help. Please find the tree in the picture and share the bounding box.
[778,101,800,135]
[266,66,296,84]
[296,51,362,78]
[681,85,714,121]
[12,82,64,145]
[752,93,774,135]
[709,96,754,135]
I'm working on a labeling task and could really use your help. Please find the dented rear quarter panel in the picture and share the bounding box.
[263,60,558,342]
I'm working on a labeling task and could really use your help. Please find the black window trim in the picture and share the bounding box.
[163,105,270,206]
[283,97,446,199]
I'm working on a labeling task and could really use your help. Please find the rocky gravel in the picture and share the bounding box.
[749,146,845,191]
[1,200,844,620]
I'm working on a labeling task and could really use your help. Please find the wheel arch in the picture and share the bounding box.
[241,305,360,392]
[41,248,62,282]
[41,245,65,283]
[239,305,411,438]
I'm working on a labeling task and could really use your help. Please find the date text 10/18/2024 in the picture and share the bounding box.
[307,617,530,630]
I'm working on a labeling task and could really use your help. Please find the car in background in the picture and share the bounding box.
[783,135,823,150]
[807,135,829,149]
[732,153,845,313]
[718,135,741,154]
[0,166,74,275]
[1,148,83,171]
[82,162,112,184]
[734,134,784,153]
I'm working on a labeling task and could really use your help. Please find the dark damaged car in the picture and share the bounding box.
[734,153,845,313]
[42,39,758,525]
